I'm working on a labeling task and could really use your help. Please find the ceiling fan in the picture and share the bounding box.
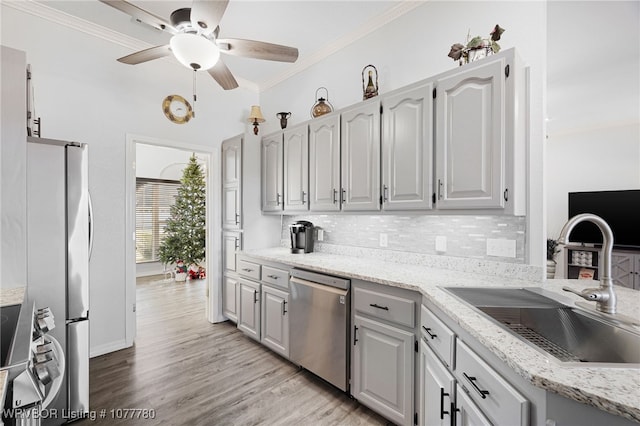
[99,0,299,90]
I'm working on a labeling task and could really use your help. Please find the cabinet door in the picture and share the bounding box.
[283,124,309,211]
[435,57,506,210]
[612,252,635,289]
[261,285,289,358]
[353,315,413,426]
[309,114,341,211]
[261,134,283,212]
[454,386,492,426]
[221,136,242,229]
[341,100,381,211]
[635,255,640,290]
[222,275,239,322]
[382,82,433,210]
[238,279,260,340]
[222,231,241,273]
[420,339,454,426]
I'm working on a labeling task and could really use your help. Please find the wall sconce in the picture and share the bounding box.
[248,105,265,135]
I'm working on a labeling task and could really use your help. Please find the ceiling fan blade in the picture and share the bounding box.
[217,38,299,63]
[117,45,172,65]
[191,0,229,35]
[99,0,175,33]
[207,59,238,90]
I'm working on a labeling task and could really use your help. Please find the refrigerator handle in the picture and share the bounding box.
[88,192,94,260]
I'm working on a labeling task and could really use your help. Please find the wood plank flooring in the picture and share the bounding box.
[79,276,389,425]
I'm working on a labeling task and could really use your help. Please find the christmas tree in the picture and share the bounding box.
[158,154,206,269]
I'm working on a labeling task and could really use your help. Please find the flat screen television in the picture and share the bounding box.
[568,190,640,249]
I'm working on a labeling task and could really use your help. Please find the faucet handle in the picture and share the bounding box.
[562,286,607,301]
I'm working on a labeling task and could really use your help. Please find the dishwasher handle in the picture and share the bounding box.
[289,276,349,295]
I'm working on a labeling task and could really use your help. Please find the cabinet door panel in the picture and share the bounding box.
[420,339,455,426]
[309,114,341,211]
[221,136,242,229]
[382,82,433,210]
[455,386,492,426]
[222,186,241,229]
[612,252,634,289]
[436,58,505,209]
[353,315,413,426]
[261,134,283,212]
[238,279,260,340]
[283,125,309,211]
[261,285,289,358]
[341,101,381,211]
[222,275,239,322]
[222,231,241,273]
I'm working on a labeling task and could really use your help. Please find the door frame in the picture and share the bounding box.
[125,134,223,347]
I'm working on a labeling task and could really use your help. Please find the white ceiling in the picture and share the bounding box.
[33,0,409,91]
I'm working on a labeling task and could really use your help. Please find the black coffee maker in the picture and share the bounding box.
[289,220,314,253]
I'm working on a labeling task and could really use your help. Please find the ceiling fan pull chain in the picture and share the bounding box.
[192,69,197,118]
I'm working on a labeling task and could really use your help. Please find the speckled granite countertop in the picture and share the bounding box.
[0,287,26,415]
[243,248,640,423]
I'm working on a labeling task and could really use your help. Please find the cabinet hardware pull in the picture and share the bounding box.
[450,403,459,426]
[235,213,240,225]
[253,290,258,304]
[422,326,437,339]
[382,185,389,203]
[353,325,358,345]
[282,300,287,315]
[504,188,509,202]
[302,191,306,204]
[333,189,338,204]
[438,179,443,200]
[341,188,346,204]
[369,303,389,311]
[463,372,490,399]
[235,239,240,249]
[267,274,279,280]
[276,193,282,206]
[440,388,450,420]
[242,268,253,272]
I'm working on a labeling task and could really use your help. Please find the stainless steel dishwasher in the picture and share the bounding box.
[289,268,350,392]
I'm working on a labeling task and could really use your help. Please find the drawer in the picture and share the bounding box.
[262,265,289,289]
[421,305,455,368]
[354,287,415,328]
[237,260,261,280]
[455,340,529,426]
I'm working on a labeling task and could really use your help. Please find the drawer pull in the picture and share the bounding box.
[463,372,490,399]
[282,300,287,315]
[369,303,389,311]
[422,326,438,339]
[440,388,450,420]
[242,268,253,272]
[253,290,258,304]
[267,274,279,280]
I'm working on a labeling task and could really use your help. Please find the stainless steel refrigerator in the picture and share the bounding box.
[26,136,91,424]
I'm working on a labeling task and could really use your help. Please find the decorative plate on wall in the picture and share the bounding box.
[162,95,193,124]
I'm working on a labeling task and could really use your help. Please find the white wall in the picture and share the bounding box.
[546,1,640,275]
[259,1,548,268]
[1,5,257,355]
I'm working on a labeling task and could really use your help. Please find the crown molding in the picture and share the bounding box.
[257,0,427,91]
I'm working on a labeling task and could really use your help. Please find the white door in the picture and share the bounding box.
[283,124,309,211]
[341,100,381,211]
[261,285,289,358]
[261,134,283,212]
[309,114,341,211]
[238,279,261,340]
[382,81,434,210]
[222,275,239,322]
[436,58,506,210]
[420,339,455,426]
[353,315,413,426]
[221,136,242,229]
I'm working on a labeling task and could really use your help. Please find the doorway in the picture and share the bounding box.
[124,134,222,348]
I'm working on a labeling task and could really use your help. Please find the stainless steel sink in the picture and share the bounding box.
[443,287,640,365]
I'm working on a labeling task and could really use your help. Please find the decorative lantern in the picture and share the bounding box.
[276,112,291,129]
[310,87,334,118]
[362,64,378,100]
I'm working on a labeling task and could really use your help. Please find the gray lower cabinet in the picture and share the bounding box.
[238,278,261,341]
[419,339,455,426]
[222,275,239,322]
[261,285,289,358]
[352,314,414,426]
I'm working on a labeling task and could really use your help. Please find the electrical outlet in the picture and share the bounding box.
[379,233,388,247]
[435,236,447,253]
[486,239,516,258]
[317,229,324,241]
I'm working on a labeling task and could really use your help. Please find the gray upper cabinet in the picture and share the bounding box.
[341,100,381,211]
[435,50,525,215]
[309,114,341,212]
[283,124,309,212]
[261,133,284,212]
[381,81,434,211]
[221,136,242,230]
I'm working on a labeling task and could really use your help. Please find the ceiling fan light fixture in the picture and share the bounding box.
[170,33,220,71]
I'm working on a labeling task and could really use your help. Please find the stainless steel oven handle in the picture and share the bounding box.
[42,334,66,409]
[88,192,94,260]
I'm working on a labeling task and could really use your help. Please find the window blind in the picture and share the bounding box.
[135,178,180,263]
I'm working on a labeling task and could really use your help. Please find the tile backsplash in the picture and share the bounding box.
[281,214,527,263]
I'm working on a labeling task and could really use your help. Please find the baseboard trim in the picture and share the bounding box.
[90,339,130,358]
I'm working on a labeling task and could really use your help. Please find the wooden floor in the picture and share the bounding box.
[79,276,389,425]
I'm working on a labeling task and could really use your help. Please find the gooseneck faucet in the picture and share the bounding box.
[557,213,617,314]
